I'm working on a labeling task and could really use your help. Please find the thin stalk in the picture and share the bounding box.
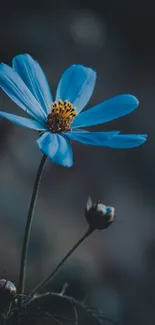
[18,154,47,299]
[30,227,94,295]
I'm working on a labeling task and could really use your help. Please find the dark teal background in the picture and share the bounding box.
[0,1,154,324]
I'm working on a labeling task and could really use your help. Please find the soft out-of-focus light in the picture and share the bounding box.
[8,127,40,173]
[89,285,123,321]
[70,11,106,48]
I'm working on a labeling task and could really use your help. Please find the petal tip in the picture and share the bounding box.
[64,161,74,168]
[70,64,97,79]
[12,53,34,66]
[0,62,9,70]
[127,94,139,107]
[13,53,31,59]
[140,134,148,142]
[129,134,148,147]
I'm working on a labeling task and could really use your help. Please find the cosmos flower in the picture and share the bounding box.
[0,54,147,167]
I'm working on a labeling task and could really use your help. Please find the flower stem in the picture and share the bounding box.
[18,154,47,299]
[30,227,94,295]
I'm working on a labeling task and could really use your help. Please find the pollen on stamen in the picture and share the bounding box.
[47,99,77,133]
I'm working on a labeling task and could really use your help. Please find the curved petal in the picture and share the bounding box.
[71,94,139,128]
[13,54,53,114]
[65,130,120,145]
[103,134,147,148]
[55,65,96,114]
[0,111,46,130]
[0,63,47,123]
[37,132,73,167]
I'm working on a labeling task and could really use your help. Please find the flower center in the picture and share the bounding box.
[47,99,77,133]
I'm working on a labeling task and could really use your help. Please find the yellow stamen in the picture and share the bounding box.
[47,99,77,133]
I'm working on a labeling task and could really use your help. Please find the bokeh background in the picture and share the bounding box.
[0,1,155,324]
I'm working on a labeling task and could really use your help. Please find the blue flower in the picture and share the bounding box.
[0,54,147,167]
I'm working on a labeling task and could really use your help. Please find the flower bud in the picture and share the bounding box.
[0,279,17,314]
[0,279,16,298]
[85,197,115,230]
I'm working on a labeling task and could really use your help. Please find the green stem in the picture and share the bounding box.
[18,154,47,299]
[30,227,94,295]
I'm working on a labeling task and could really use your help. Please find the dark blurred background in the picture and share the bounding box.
[0,0,155,324]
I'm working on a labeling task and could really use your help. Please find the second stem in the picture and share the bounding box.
[30,227,94,295]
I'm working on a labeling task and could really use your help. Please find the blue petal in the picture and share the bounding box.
[65,130,120,145]
[13,54,53,115]
[104,134,147,148]
[0,63,47,123]
[71,94,139,128]
[37,132,73,167]
[55,65,96,114]
[0,111,46,130]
